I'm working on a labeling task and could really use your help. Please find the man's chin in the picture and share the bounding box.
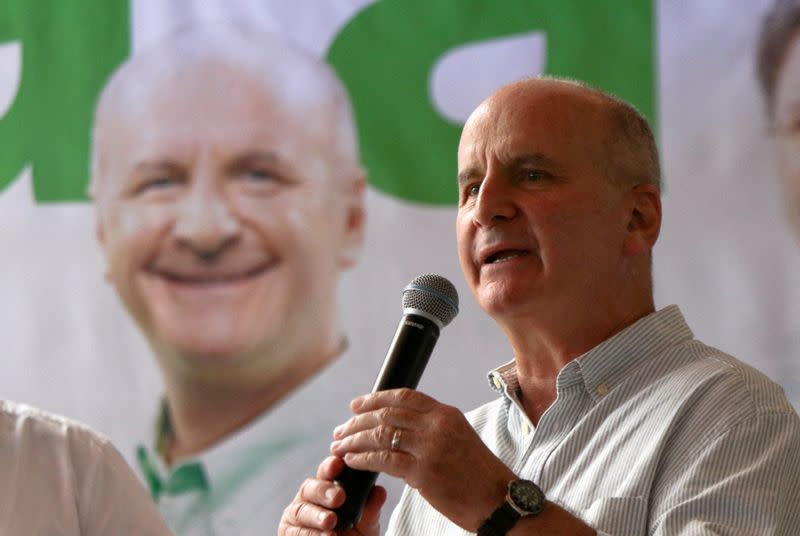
[478,285,540,318]
[155,334,258,368]
[143,300,279,364]
[176,345,245,364]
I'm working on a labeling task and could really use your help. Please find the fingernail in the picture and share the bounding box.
[330,440,340,453]
[351,396,364,410]
[318,511,329,522]
[325,487,339,501]
[333,424,343,438]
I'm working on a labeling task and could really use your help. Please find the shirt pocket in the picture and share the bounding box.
[577,496,647,536]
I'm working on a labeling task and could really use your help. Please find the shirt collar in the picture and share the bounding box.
[487,305,693,402]
[576,305,692,401]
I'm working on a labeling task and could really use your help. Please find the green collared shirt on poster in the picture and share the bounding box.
[135,355,353,536]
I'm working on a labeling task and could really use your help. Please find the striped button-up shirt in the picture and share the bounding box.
[386,306,800,535]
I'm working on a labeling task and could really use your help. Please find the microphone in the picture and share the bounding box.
[334,273,459,530]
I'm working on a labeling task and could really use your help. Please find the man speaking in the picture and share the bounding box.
[280,78,800,535]
[90,25,365,533]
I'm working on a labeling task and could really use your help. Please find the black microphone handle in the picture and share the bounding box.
[334,313,440,530]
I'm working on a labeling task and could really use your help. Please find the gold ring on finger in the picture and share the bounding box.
[390,428,402,451]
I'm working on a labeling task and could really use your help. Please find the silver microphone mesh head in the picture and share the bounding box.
[402,274,459,327]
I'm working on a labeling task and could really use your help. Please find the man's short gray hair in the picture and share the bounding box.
[532,76,661,190]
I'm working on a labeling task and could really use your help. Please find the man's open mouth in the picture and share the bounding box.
[483,249,530,265]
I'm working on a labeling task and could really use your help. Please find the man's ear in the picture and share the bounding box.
[95,220,105,247]
[95,219,113,282]
[338,172,366,270]
[622,183,661,257]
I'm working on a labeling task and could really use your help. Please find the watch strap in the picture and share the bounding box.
[476,501,521,536]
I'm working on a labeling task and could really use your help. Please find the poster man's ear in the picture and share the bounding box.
[338,172,367,269]
[95,218,113,282]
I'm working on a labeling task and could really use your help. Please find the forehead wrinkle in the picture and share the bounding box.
[457,166,482,185]
[508,153,565,173]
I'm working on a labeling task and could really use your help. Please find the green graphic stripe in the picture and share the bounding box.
[0,0,130,202]
[328,0,655,205]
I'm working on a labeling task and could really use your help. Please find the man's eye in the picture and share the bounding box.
[524,169,547,181]
[244,168,274,182]
[467,183,481,197]
[137,177,179,194]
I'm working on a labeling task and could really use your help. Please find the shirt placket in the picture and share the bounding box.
[512,377,587,486]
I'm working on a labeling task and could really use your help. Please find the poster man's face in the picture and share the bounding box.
[94,63,362,376]
[773,32,800,242]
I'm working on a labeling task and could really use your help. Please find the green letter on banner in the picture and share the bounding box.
[328,0,655,205]
[0,1,130,202]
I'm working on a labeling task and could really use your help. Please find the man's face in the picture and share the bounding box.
[94,63,362,377]
[773,32,800,242]
[456,86,631,321]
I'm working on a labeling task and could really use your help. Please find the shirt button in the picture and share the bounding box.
[492,374,503,390]
[521,421,531,435]
[596,384,609,396]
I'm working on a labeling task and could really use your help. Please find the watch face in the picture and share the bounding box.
[509,480,545,514]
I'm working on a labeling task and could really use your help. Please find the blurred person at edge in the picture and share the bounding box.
[758,0,800,242]
[0,400,173,534]
[280,78,800,536]
[90,25,365,535]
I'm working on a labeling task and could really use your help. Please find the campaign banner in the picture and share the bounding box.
[1,0,798,531]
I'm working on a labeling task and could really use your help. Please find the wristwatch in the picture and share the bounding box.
[477,479,546,536]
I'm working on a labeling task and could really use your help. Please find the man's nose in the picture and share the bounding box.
[173,180,240,260]
[472,172,517,227]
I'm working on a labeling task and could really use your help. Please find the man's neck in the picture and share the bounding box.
[501,298,655,426]
[159,338,344,464]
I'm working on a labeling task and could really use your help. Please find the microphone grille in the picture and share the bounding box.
[402,274,459,327]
